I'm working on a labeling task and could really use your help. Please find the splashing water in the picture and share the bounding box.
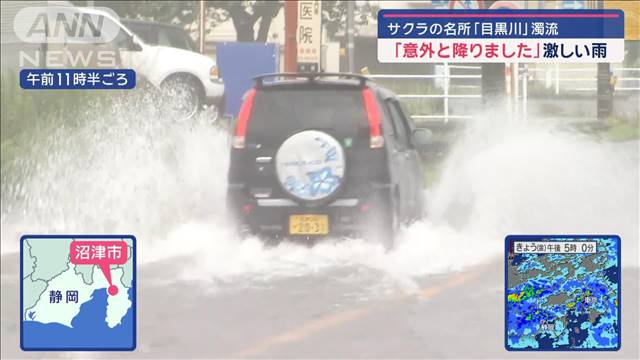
[1,98,638,291]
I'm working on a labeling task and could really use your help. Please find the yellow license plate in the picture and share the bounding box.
[289,214,329,235]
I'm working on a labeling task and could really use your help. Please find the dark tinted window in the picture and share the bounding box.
[158,27,196,51]
[246,88,369,147]
[123,22,195,52]
[386,100,411,147]
[122,22,158,45]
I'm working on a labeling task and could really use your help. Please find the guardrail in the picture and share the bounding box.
[368,64,482,123]
[529,66,640,93]
[370,64,638,124]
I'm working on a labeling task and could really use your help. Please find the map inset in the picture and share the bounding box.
[505,235,620,351]
[20,235,136,351]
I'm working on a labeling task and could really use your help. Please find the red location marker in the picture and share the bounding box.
[70,240,128,296]
[108,285,119,296]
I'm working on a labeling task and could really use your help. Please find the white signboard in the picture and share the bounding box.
[297,1,322,65]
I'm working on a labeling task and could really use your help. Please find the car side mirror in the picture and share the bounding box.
[412,128,433,152]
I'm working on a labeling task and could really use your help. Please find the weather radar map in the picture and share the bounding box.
[20,235,136,351]
[505,235,620,351]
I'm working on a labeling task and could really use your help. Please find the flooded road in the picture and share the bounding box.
[1,100,638,358]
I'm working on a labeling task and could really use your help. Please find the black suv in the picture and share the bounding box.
[227,73,430,248]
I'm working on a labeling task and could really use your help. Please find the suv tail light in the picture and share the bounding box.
[233,88,257,149]
[362,87,384,149]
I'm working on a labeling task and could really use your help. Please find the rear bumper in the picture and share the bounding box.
[227,185,392,237]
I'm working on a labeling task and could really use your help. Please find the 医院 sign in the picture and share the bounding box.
[297,1,322,65]
[378,9,624,63]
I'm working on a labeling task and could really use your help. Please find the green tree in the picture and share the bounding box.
[95,1,376,42]
[322,1,377,40]
[95,0,282,42]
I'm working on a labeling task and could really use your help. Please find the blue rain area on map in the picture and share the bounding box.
[506,237,620,350]
[22,288,134,349]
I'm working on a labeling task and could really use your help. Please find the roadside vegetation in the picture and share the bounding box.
[600,115,640,142]
[0,71,115,180]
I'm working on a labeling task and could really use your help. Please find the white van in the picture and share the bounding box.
[89,8,225,119]
[8,5,224,120]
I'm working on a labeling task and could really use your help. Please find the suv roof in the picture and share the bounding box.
[251,73,399,104]
[253,73,372,89]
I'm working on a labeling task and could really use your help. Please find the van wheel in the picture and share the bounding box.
[161,76,202,120]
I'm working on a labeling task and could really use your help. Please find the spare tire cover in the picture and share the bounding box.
[275,130,346,202]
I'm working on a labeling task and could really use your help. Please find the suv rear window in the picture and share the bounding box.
[246,88,369,146]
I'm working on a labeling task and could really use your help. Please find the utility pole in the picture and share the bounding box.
[284,0,298,72]
[481,64,506,107]
[346,1,355,73]
[199,0,205,54]
[596,0,613,120]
